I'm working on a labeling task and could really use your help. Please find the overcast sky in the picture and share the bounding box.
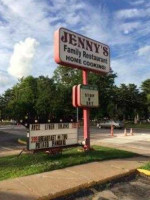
[0,0,150,94]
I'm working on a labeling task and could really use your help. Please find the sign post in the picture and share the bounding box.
[82,70,90,150]
[54,27,110,151]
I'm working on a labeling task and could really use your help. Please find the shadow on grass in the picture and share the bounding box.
[0,146,136,181]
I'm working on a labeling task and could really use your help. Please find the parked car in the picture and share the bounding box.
[97,120,124,129]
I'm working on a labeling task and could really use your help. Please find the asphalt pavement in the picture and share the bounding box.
[0,125,26,155]
[0,125,150,156]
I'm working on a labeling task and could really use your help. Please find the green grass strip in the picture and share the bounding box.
[0,145,136,181]
[140,162,150,171]
[125,123,150,129]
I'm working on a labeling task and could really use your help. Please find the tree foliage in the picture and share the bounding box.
[0,66,149,123]
[141,79,150,115]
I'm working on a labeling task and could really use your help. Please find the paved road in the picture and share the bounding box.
[0,125,117,151]
[0,125,26,152]
[79,127,150,156]
[0,125,150,156]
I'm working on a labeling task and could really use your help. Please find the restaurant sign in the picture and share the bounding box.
[54,27,110,74]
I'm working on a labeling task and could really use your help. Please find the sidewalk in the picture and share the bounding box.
[91,133,150,157]
[0,156,148,200]
[0,150,21,157]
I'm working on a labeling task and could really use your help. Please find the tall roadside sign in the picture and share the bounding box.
[54,27,110,150]
[54,28,110,74]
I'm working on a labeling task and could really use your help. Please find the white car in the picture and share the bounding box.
[97,120,124,129]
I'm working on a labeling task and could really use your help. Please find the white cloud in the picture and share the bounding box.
[0,0,150,93]
[8,38,39,78]
[111,58,149,87]
[137,45,150,56]
[119,22,141,34]
[130,0,145,6]
[0,71,14,87]
[116,7,150,20]
[116,8,142,19]
[0,70,16,94]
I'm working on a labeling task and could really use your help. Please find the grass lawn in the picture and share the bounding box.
[141,162,150,171]
[125,123,150,129]
[0,145,136,181]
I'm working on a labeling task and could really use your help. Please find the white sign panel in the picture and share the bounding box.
[54,27,110,74]
[28,123,78,150]
[77,85,99,107]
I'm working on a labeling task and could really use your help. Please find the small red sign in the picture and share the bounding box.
[72,85,78,107]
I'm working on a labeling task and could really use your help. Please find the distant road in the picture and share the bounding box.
[0,125,26,152]
[0,125,150,154]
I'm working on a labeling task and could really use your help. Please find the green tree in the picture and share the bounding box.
[141,79,150,117]
[53,66,117,121]
[35,76,56,122]
[88,71,117,120]
[115,84,145,121]
[0,89,14,120]
[6,76,37,122]
[53,65,82,86]
[53,66,79,121]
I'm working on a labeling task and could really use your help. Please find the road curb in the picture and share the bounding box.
[137,169,150,176]
[18,138,27,145]
[39,169,137,200]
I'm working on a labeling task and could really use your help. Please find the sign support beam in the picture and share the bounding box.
[82,70,90,150]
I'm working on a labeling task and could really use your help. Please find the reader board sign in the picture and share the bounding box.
[54,27,110,74]
[77,85,99,107]
[28,123,78,150]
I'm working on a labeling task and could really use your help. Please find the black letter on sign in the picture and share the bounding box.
[61,31,68,43]
[69,34,77,46]
[78,37,85,49]
[94,43,100,53]
[103,47,109,57]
